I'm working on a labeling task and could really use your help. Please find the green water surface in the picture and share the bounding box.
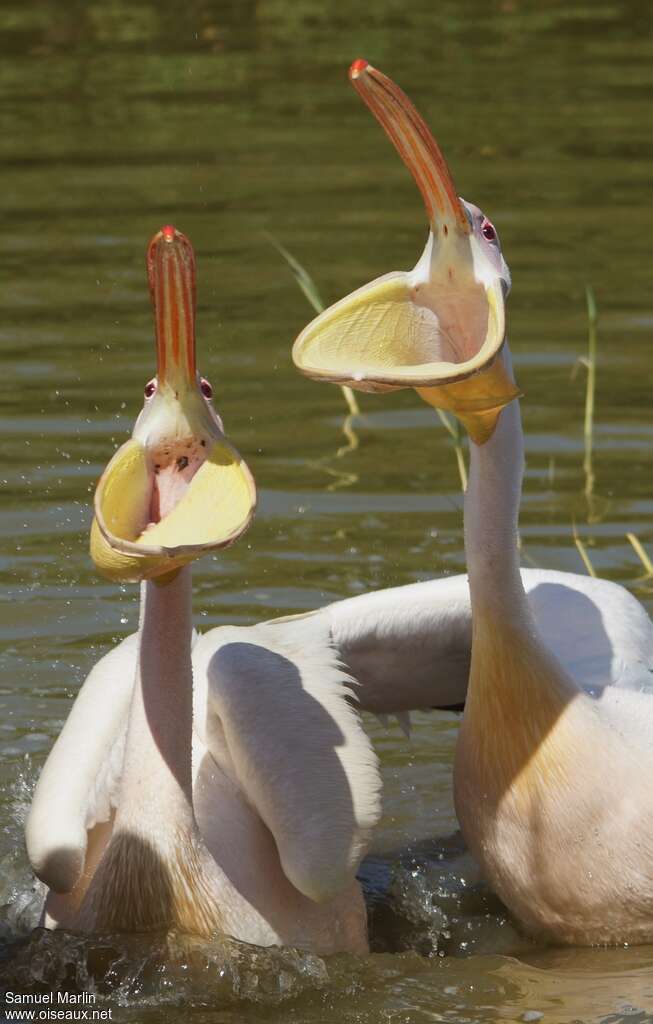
[2,2,653,1021]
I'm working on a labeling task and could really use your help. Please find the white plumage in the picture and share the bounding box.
[26,225,381,954]
[286,58,653,945]
[27,563,653,944]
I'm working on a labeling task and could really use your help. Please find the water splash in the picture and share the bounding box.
[2,928,334,1009]
[362,835,532,959]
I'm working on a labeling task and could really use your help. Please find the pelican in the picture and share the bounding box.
[25,226,381,954]
[291,61,653,946]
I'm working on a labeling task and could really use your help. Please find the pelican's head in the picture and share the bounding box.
[90,226,256,582]
[292,60,520,443]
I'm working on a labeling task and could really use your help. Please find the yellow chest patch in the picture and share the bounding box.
[460,614,584,813]
[88,827,223,938]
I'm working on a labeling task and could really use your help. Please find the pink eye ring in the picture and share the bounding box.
[144,379,157,398]
[200,377,213,399]
[482,221,497,241]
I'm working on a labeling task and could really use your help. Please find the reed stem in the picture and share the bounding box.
[583,285,597,499]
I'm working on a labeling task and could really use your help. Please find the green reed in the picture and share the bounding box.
[267,234,360,416]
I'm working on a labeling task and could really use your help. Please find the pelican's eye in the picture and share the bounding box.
[482,220,497,242]
[200,377,213,400]
[144,379,157,399]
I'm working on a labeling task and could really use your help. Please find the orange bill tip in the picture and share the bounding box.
[349,58,369,79]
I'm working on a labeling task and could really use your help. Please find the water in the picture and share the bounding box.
[2,1,653,1020]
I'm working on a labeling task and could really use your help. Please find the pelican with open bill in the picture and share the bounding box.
[292,59,520,444]
[28,225,381,951]
[290,60,653,948]
[91,225,256,581]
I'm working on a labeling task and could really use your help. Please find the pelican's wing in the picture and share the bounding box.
[521,569,653,696]
[264,574,473,716]
[265,569,653,714]
[326,575,473,713]
[192,618,381,903]
[25,633,138,894]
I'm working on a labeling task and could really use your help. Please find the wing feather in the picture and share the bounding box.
[193,619,381,903]
[25,634,138,893]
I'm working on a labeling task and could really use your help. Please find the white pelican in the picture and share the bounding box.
[291,61,653,946]
[25,226,381,954]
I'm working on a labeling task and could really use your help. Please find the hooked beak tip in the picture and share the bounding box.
[147,225,184,265]
[349,58,369,81]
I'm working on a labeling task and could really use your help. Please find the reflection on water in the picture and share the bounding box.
[2,1,653,1022]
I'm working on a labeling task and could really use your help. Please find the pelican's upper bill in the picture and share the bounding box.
[292,61,518,439]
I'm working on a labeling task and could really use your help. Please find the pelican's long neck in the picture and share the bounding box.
[91,564,224,935]
[463,349,530,631]
[458,345,579,784]
[118,565,195,832]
